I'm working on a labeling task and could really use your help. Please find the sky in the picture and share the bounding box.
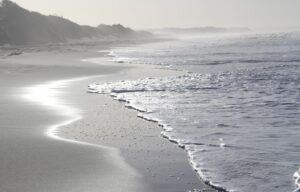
[11,0,300,30]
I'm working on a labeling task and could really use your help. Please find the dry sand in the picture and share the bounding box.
[0,45,215,192]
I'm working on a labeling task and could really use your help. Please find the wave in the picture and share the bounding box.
[88,76,234,192]
[92,33,300,192]
[89,61,300,192]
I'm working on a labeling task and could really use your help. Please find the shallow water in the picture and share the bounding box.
[90,33,300,192]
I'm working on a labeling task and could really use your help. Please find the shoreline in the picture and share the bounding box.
[85,55,221,192]
[0,48,148,192]
[59,54,217,191]
[0,43,215,191]
[21,74,141,182]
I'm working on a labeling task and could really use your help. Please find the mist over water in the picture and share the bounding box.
[90,32,300,192]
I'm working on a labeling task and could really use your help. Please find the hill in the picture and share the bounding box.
[0,0,151,45]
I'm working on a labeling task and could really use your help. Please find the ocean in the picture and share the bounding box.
[89,32,300,192]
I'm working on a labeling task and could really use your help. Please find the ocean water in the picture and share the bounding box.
[89,33,300,192]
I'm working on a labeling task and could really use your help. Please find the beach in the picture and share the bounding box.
[1,0,299,191]
[0,44,214,192]
[92,35,300,192]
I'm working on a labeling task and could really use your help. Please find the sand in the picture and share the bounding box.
[0,44,215,192]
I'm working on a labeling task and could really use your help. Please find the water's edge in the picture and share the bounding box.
[88,80,228,192]
[21,75,139,177]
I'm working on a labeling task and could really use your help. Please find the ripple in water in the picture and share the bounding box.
[90,32,300,192]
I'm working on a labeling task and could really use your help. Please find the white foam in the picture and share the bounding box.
[294,168,300,192]
[88,76,231,191]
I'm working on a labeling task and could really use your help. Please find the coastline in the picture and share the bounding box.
[0,49,148,192]
[60,55,216,192]
[0,43,215,191]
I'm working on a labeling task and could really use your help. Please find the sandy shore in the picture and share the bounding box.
[0,44,215,191]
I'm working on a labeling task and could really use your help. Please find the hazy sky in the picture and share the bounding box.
[12,0,300,30]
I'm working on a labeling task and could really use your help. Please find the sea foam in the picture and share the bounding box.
[90,32,300,192]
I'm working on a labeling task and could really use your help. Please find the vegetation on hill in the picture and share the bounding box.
[0,0,151,45]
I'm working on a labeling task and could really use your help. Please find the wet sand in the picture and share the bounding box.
[0,46,214,192]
